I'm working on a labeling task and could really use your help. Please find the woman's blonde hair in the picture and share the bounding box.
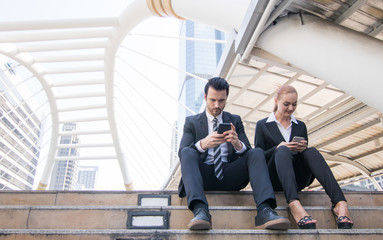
[273,85,298,112]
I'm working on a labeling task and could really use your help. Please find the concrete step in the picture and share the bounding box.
[0,190,382,207]
[0,205,381,230]
[0,229,382,240]
[0,191,382,240]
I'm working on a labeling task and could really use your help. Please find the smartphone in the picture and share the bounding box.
[217,123,231,134]
[292,136,305,142]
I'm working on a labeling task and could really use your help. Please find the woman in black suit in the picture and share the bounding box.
[254,85,353,229]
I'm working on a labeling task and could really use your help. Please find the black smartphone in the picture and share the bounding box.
[292,136,305,142]
[217,123,231,134]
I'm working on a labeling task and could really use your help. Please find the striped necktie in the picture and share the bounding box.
[213,118,223,180]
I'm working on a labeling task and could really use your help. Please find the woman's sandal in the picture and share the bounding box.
[331,206,354,229]
[297,216,316,229]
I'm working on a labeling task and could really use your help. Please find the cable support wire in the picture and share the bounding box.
[116,55,195,116]
[114,86,173,151]
[117,124,163,189]
[115,70,183,139]
[114,95,174,177]
[116,111,170,173]
[16,88,48,121]
[0,70,42,108]
[128,32,227,43]
[0,75,35,99]
[117,119,166,184]
[30,99,50,120]
[115,96,178,182]
[119,46,208,84]
[114,99,170,173]
[113,109,172,180]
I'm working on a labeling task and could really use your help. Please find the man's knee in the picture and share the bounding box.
[249,147,264,157]
[247,148,266,163]
[180,147,199,164]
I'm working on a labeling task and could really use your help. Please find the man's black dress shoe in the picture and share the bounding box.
[254,207,291,230]
[187,208,211,230]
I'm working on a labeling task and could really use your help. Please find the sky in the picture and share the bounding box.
[69,17,181,191]
[0,0,183,190]
[95,17,181,190]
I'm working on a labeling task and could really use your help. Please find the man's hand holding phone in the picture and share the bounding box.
[200,122,242,150]
[219,123,242,150]
[200,123,228,150]
[217,123,231,134]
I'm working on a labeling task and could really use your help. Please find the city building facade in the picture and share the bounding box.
[0,58,42,190]
[178,20,226,119]
[49,123,79,190]
[76,166,98,190]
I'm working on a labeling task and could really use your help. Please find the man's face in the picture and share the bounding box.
[205,87,227,117]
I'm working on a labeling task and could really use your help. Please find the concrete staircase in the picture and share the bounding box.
[0,190,382,239]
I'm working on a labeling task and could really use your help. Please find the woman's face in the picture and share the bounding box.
[275,92,297,117]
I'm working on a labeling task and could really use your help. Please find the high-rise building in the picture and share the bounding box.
[49,123,79,190]
[0,58,42,190]
[76,166,98,190]
[178,20,226,121]
[164,21,226,189]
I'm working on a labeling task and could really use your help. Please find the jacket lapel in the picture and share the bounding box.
[266,121,285,145]
[290,121,300,141]
[197,112,209,140]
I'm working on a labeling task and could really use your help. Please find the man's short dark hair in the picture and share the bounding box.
[204,77,229,96]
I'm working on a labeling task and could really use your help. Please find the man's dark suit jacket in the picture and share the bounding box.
[254,117,308,163]
[178,111,251,197]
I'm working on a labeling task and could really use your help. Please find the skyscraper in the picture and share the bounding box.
[77,166,98,190]
[178,20,226,119]
[49,123,79,190]
[0,58,42,190]
[163,21,226,189]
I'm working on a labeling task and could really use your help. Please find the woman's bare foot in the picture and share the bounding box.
[332,201,353,223]
[289,200,317,225]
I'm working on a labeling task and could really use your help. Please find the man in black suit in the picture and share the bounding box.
[178,77,290,230]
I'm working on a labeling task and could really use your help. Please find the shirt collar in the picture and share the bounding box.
[266,112,298,124]
[205,110,223,123]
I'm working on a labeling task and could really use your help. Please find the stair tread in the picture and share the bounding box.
[0,205,382,210]
[0,191,381,234]
[0,190,382,207]
[1,228,383,234]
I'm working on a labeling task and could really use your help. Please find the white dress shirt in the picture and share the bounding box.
[266,112,298,142]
